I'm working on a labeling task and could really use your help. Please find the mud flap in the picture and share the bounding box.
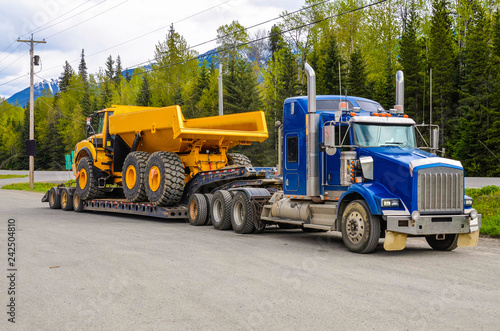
[457,231,479,248]
[383,230,407,251]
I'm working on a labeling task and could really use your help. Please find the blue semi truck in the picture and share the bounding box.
[44,63,481,253]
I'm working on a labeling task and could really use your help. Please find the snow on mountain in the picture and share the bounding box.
[6,78,59,107]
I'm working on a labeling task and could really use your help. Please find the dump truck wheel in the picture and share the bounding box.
[145,152,184,206]
[231,192,255,234]
[204,193,214,225]
[425,234,458,251]
[341,200,380,254]
[48,187,61,209]
[227,153,252,166]
[73,192,84,212]
[122,151,149,202]
[60,188,74,211]
[188,193,208,226]
[211,190,233,230]
[76,156,100,200]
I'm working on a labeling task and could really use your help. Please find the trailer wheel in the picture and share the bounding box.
[231,192,255,234]
[341,200,380,253]
[122,151,149,202]
[73,192,84,212]
[204,193,214,225]
[425,234,458,251]
[145,152,184,206]
[48,187,61,209]
[60,188,73,211]
[211,190,233,230]
[227,153,252,166]
[76,156,100,200]
[188,193,208,226]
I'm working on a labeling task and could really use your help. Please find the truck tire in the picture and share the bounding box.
[204,193,214,225]
[73,192,84,212]
[211,190,233,230]
[145,152,184,206]
[60,188,73,211]
[48,187,61,209]
[122,151,149,202]
[231,192,255,234]
[76,156,101,200]
[341,200,380,254]
[188,193,208,226]
[227,153,252,166]
[425,234,459,251]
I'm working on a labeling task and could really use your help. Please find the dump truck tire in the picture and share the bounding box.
[227,153,252,166]
[341,200,380,254]
[188,193,208,226]
[211,190,233,230]
[60,188,73,211]
[76,156,101,200]
[204,193,214,225]
[48,187,61,209]
[231,192,255,234]
[425,234,458,251]
[145,152,184,206]
[122,151,149,202]
[73,192,84,212]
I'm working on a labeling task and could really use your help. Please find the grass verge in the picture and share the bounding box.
[1,180,75,193]
[0,174,28,179]
[465,185,500,237]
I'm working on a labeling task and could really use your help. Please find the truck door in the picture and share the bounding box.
[284,133,300,192]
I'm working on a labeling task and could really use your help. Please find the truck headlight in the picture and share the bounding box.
[381,199,399,208]
[464,198,473,207]
[469,209,478,219]
[411,210,421,221]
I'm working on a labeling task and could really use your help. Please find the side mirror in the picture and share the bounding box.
[323,124,337,155]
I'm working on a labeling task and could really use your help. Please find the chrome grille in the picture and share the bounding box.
[417,167,463,213]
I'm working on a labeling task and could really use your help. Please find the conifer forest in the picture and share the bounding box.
[1,0,500,176]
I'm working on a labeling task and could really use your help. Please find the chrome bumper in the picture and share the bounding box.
[385,214,481,235]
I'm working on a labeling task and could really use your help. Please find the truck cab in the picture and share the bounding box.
[265,65,481,253]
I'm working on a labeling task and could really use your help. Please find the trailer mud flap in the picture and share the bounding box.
[457,231,479,248]
[383,231,407,251]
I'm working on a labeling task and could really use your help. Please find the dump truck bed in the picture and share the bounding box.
[108,105,268,153]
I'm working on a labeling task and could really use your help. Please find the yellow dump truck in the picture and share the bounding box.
[72,105,268,206]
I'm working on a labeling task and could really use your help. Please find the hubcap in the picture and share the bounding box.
[79,169,87,189]
[148,166,160,192]
[61,191,67,207]
[213,199,223,223]
[126,165,137,190]
[233,200,244,226]
[346,212,365,244]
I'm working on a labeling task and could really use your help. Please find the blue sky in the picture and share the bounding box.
[0,0,303,99]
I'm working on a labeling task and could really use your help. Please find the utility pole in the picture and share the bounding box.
[218,62,223,116]
[17,35,46,189]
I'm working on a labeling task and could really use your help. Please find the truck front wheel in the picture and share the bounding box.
[76,157,100,200]
[425,234,458,251]
[341,200,380,253]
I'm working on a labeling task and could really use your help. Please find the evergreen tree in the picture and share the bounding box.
[269,24,284,61]
[105,55,115,81]
[114,55,123,85]
[223,58,261,114]
[399,1,424,121]
[125,68,132,82]
[428,0,458,153]
[59,61,74,93]
[347,47,368,98]
[318,33,344,95]
[78,49,88,84]
[136,75,151,106]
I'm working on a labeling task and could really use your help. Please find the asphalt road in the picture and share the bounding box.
[1,186,499,330]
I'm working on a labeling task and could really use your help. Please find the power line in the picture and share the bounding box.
[24,0,93,37]
[44,0,129,39]
[0,43,22,65]
[0,50,30,75]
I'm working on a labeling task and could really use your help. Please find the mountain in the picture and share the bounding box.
[6,78,59,107]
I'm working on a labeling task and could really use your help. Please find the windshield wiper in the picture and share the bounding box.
[380,141,406,147]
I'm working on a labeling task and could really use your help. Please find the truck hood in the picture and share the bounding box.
[358,147,463,211]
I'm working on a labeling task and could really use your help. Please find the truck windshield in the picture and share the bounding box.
[354,123,416,148]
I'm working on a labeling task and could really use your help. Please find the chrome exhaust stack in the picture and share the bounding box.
[395,70,404,113]
[304,63,320,197]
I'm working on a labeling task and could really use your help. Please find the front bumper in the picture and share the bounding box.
[385,213,481,235]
